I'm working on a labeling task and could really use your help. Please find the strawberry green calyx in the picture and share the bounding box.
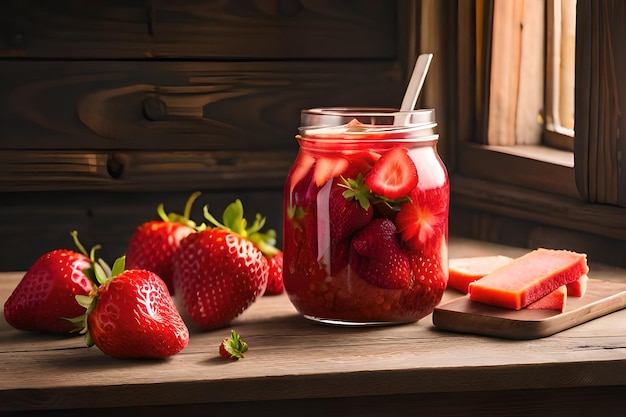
[71,255,127,347]
[220,329,249,360]
[157,191,202,229]
[203,199,280,257]
[339,173,411,212]
[339,173,374,210]
[65,231,111,337]
[69,230,110,287]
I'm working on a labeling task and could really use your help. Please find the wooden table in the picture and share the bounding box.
[2,238,626,416]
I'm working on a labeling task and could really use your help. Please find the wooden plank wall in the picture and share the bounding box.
[0,0,412,271]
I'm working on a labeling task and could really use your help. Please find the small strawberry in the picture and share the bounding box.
[75,256,189,359]
[395,185,449,250]
[350,218,412,289]
[219,329,248,360]
[125,192,201,295]
[173,199,276,330]
[264,251,284,295]
[3,231,100,334]
[364,147,418,200]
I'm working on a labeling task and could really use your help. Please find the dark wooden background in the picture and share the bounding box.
[0,0,415,270]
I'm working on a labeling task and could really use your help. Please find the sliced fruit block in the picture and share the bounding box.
[448,255,514,293]
[468,248,588,310]
[567,274,588,297]
[527,285,567,312]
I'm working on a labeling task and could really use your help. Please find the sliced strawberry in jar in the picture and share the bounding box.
[395,185,448,251]
[346,150,381,176]
[313,155,350,187]
[364,147,418,200]
[288,151,316,192]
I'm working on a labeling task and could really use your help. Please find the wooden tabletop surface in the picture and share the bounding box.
[2,237,626,416]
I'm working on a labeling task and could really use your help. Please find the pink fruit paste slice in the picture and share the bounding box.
[566,274,588,297]
[468,248,589,310]
[527,285,567,312]
[448,255,514,293]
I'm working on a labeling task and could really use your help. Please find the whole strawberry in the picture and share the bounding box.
[219,329,248,360]
[125,192,201,294]
[173,199,275,330]
[76,257,189,359]
[264,251,284,295]
[350,218,412,289]
[330,174,374,242]
[3,231,97,334]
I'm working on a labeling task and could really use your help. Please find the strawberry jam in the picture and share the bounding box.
[283,108,449,325]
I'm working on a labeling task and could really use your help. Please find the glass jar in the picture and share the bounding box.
[282,107,449,325]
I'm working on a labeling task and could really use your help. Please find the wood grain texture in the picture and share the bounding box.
[0,190,285,272]
[0,0,397,59]
[0,58,404,271]
[2,238,626,415]
[0,60,403,152]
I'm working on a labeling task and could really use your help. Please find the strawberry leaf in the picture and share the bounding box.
[203,199,279,257]
[222,199,247,234]
[75,295,93,309]
[111,256,126,278]
[220,329,248,360]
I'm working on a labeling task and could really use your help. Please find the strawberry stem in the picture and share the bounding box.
[70,230,110,287]
[111,256,126,278]
[156,192,202,229]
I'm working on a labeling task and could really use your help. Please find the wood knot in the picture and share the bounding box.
[106,153,125,179]
[142,96,167,121]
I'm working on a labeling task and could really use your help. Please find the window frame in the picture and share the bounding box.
[544,0,576,152]
[447,0,626,251]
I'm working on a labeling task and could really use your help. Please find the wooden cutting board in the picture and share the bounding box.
[432,279,626,339]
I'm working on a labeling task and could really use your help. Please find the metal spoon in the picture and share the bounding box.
[396,53,433,125]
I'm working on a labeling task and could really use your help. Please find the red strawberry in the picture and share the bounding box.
[77,257,189,359]
[350,218,412,289]
[173,199,275,330]
[330,174,374,241]
[364,147,418,200]
[125,192,201,295]
[264,251,284,295]
[219,329,248,360]
[401,243,448,317]
[3,231,101,334]
[4,250,92,334]
[395,185,449,250]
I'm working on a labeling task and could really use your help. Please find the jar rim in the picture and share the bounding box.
[300,107,437,133]
[302,107,435,117]
[299,107,437,141]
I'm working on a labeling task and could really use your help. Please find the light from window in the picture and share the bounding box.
[546,0,576,137]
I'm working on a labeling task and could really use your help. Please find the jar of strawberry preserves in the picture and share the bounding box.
[283,107,449,325]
